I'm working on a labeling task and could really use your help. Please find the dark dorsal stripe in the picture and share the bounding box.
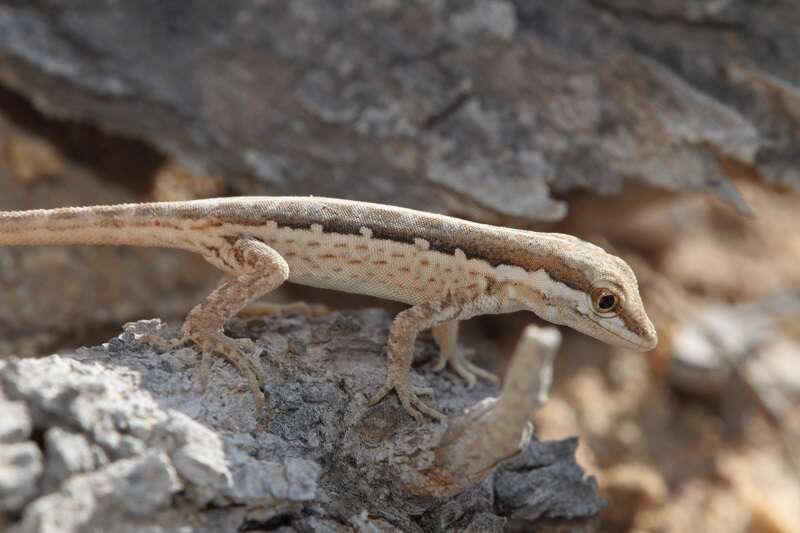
[168,197,594,294]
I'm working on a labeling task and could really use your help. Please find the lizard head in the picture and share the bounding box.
[502,234,658,352]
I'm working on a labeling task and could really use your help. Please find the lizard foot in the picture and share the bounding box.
[194,332,266,411]
[369,379,445,422]
[141,330,267,412]
[138,332,190,353]
[432,347,499,389]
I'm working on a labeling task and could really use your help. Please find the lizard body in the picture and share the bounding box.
[0,196,657,420]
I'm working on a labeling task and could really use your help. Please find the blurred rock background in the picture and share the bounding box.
[0,1,799,531]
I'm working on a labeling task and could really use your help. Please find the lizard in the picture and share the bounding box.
[0,196,658,420]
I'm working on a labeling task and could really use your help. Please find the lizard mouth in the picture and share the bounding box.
[598,321,658,352]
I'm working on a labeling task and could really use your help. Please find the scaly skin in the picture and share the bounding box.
[0,196,658,420]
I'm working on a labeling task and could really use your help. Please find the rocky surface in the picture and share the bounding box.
[2,2,800,531]
[0,311,604,532]
[526,178,800,532]
[0,101,223,356]
[668,290,800,477]
[3,0,797,221]
[669,289,800,397]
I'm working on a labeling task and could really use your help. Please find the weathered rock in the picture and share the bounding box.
[0,400,31,443]
[0,441,42,512]
[0,310,604,532]
[669,289,800,397]
[0,108,221,356]
[2,0,793,220]
[19,452,182,533]
[42,427,99,492]
[496,438,602,531]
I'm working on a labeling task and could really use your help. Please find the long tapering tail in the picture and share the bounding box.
[0,202,201,250]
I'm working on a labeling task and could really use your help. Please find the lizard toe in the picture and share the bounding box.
[409,394,446,421]
[367,382,393,406]
[196,333,267,411]
[412,385,435,397]
[369,381,444,421]
[432,356,448,372]
[440,348,498,388]
[139,333,189,353]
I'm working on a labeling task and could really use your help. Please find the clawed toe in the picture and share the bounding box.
[139,333,189,353]
[463,360,499,385]
[207,336,264,390]
[235,337,257,352]
[413,386,435,397]
[368,383,393,406]
[151,331,268,412]
[407,393,446,421]
[369,380,445,421]
[454,358,499,388]
[448,359,478,388]
[434,347,499,388]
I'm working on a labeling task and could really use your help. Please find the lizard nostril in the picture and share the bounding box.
[641,327,658,350]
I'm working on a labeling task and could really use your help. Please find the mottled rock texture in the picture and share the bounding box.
[0,311,603,532]
[1,0,794,221]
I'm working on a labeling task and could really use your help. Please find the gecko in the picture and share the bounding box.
[0,196,657,420]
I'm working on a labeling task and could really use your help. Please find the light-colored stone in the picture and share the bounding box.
[0,442,43,511]
[0,401,31,443]
[42,428,96,492]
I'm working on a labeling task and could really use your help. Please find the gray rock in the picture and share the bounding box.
[449,1,518,43]
[669,289,800,397]
[1,310,601,532]
[743,339,800,418]
[42,428,97,492]
[18,452,181,533]
[496,438,605,530]
[667,290,800,475]
[3,1,795,220]
[150,411,232,506]
[0,400,31,443]
[0,441,42,511]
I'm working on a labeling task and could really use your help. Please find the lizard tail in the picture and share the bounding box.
[0,202,197,250]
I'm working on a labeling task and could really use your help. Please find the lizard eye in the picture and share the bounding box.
[591,287,621,317]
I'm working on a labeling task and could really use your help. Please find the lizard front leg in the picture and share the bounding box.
[369,290,506,421]
[431,321,499,388]
[164,236,289,412]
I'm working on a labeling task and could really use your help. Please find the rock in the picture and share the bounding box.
[0,110,221,357]
[18,452,181,533]
[1,0,790,220]
[42,428,98,492]
[149,412,233,506]
[495,438,605,531]
[0,441,42,512]
[743,339,800,418]
[0,310,603,532]
[669,290,800,398]
[601,462,668,531]
[4,132,64,185]
[0,400,31,443]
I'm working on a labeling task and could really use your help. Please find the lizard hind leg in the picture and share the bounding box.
[177,236,289,412]
[216,274,328,319]
[431,321,499,388]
